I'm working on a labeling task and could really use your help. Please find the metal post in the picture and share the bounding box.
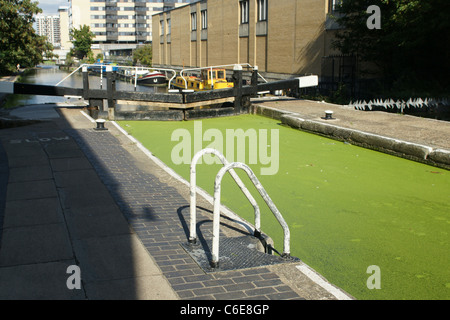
[100,65,103,89]
[251,66,259,97]
[233,64,243,114]
[210,67,214,90]
[82,66,89,100]
[106,66,116,120]
[134,66,138,91]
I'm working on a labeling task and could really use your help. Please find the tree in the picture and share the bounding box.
[0,0,54,75]
[332,0,450,96]
[133,44,152,66]
[70,25,95,60]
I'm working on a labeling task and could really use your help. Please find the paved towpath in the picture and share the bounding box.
[252,97,450,150]
[0,104,348,300]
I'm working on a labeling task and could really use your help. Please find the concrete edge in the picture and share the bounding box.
[295,263,354,300]
[252,104,450,170]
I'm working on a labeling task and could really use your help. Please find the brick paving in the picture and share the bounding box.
[66,126,304,300]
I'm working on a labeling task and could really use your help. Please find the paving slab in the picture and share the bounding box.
[6,180,58,201]
[8,104,64,120]
[84,275,178,300]
[8,165,53,183]
[59,184,119,210]
[64,204,132,240]
[3,197,63,228]
[49,157,93,172]
[5,154,49,168]
[73,233,166,282]
[0,260,85,300]
[0,223,73,266]
[54,168,106,188]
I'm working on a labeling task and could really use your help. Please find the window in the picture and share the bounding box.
[167,18,171,35]
[329,0,343,12]
[191,12,197,31]
[160,19,164,36]
[240,0,249,24]
[258,0,267,21]
[201,10,207,30]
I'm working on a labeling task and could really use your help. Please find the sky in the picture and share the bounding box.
[36,0,70,15]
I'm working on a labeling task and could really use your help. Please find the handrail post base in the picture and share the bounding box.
[281,253,292,260]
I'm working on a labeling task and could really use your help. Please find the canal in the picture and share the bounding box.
[2,64,162,109]
[119,115,450,300]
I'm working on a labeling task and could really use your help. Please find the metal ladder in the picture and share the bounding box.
[189,148,291,268]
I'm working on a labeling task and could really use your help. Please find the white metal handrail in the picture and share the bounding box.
[211,162,291,268]
[189,149,261,244]
[55,63,177,89]
[55,64,87,86]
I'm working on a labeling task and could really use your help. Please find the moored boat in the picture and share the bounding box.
[172,68,234,91]
[137,71,168,86]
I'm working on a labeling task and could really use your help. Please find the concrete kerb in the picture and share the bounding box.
[429,149,450,166]
[252,105,449,170]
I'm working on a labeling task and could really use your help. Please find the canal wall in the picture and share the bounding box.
[250,104,450,170]
[0,74,20,108]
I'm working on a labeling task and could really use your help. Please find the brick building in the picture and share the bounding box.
[153,0,343,81]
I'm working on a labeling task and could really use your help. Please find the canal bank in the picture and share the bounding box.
[0,74,20,108]
[251,97,450,170]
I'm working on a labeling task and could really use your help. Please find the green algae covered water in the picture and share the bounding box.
[119,114,450,300]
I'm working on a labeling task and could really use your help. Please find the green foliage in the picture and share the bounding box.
[0,0,54,75]
[65,51,74,67]
[86,50,95,64]
[133,44,152,66]
[332,0,450,96]
[70,25,95,60]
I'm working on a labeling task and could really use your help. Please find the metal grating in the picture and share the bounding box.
[181,235,300,273]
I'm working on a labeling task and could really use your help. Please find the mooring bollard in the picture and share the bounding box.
[324,110,334,120]
[94,119,108,131]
